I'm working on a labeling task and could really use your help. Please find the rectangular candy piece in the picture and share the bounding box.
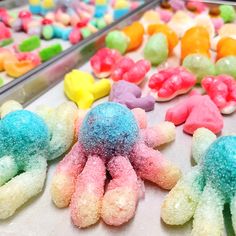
[19,36,41,52]
[39,44,63,62]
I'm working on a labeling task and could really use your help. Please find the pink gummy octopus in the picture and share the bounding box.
[149,67,196,101]
[51,102,181,228]
[202,75,236,114]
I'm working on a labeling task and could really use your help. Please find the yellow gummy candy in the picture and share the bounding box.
[115,0,129,9]
[95,0,107,5]
[64,70,111,109]
[29,0,40,4]
[42,0,55,8]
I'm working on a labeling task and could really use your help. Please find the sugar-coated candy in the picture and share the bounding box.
[219,5,236,23]
[141,10,162,24]
[216,37,236,61]
[0,22,13,47]
[90,47,122,78]
[64,70,111,109]
[144,33,168,66]
[39,43,62,62]
[105,30,129,54]
[162,128,236,235]
[147,24,178,54]
[215,56,236,78]
[0,100,77,219]
[202,75,236,114]
[69,27,81,44]
[122,22,144,51]
[166,93,223,134]
[156,7,173,23]
[169,0,185,11]
[149,67,196,101]
[109,80,155,111]
[186,0,207,13]
[111,57,151,84]
[51,102,180,228]
[18,35,41,52]
[182,54,215,83]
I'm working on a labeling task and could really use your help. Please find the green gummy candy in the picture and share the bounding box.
[216,56,236,78]
[0,38,13,47]
[0,77,4,87]
[96,19,107,29]
[19,35,41,52]
[220,5,236,23]
[182,54,216,83]
[144,33,168,66]
[39,44,62,62]
[81,28,92,38]
[105,30,129,55]
[42,25,54,40]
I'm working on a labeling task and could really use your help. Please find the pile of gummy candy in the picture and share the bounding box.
[0,0,236,236]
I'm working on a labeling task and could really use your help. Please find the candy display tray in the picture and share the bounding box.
[0,1,236,236]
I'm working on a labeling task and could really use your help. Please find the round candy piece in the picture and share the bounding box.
[79,102,139,158]
[182,54,215,83]
[105,30,129,54]
[215,56,236,79]
[144,33,168,66]
[220,5,236,23]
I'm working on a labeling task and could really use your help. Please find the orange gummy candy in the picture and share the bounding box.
[181,26,210,60]
[122,22,145,51]
[147,24,178,53]
[216,37,236,61]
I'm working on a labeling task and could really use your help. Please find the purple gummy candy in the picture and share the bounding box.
[109,80,155,112]
[169,0,186,11]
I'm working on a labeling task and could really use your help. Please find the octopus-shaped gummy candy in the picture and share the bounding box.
[149,67,196,101]
[51,102,181,228]
[162,128,236,235]
[0,100,77,219]
[202,75,236,114]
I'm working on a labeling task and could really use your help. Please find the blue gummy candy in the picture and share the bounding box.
[203,136,236,201]
[0,110,49,168]
[79,102,139,158]
[114,9,129,20]
[29,5,42,15]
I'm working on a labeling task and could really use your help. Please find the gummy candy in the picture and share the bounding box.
[216,37,236,61]
[181,26,211,61]
[186,0,207,13]
[215,56,236,79]
[182,54,215,83]
[109,80,155,111]
[144,33,168,66]
[90,47,122,78]
[162,128,236,235]
[147,24,178,54]
[149,67,196,101]
[64,70,111,109]
[166,93,223,134]
[51,102,181,228]
[202,75,236,114]
[39,43,63,62]
[111,57,151,84]
[18,35,41,52]
[220,5,236,23]
[0,100,77,219]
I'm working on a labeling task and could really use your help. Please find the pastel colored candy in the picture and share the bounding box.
[202,75,236,114]
[90,47,122,78]
[220,5,236,23]
[144,33,168,66]
[215,56,236,78]
[216,37,236,61]
[105,30,129,54]
[182,54,215,83]
[149,67,196,101]
[111,57,151,84]
[18,35,41,52]
[165,94,223,134]
[64,70,111,109]
[109,80,155,112]
[39,44,62,62]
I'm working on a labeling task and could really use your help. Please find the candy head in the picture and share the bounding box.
[202,136,236,201]
[215,56,236,79]
[105,30,129,54]
[182,54,216,83]
[219,5,236,23]
[79,102,139,158]
[0,110,49,159]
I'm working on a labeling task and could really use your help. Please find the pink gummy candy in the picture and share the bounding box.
[69,27,82,45]
[186,0,207,13]
[165,94,224,134]
[16,52,41,66]
[0,22,11,40]
[149,67,196,101]
[202,75,236,114]
[90,47,122,78]
[111,57,151,84]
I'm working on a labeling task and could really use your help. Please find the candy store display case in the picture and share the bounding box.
[0,0,236,236]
